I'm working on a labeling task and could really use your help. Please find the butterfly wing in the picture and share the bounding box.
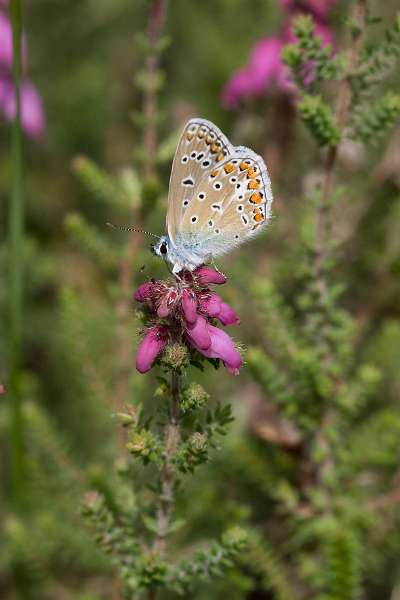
[167,118,273,265]
[166,118,233,244]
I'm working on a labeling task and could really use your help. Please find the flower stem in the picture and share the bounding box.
[9,0,25,506]
[114,0,168,419]
[143,0,168,180]
[313,0,367,485]
[315,0,367,301]
[153,370,181,557]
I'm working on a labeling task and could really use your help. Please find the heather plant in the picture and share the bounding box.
[232,2,400,598]
[1,1,400,599]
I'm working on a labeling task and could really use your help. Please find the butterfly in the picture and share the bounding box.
[151,118,273,274]
[110,118,273,275]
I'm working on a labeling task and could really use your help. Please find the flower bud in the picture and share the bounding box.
[161,342,189,371]
[181,383,210,412]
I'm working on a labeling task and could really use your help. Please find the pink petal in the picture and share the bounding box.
[0,14,13,69]
[218,301,240,326]
[199,291,222,318]
[181,289,197,324]
[157,299,170,318]
[194,266,226,285]
[185,315,211,351]
[134,282,154,302]
[0,77,46,138]
[248,37,285,93]
[191,324,242,375]
[136,326,168,374]
[222,67,253,109]
[0,13,27,71]
[200,292,240,326]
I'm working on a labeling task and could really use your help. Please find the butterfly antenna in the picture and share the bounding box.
[106,222,160,239]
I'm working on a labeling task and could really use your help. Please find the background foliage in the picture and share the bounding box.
[1,0,400,598]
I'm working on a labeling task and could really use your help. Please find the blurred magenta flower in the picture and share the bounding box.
[0,76,45,137]
[0,8,45,137]
[222,37,293,109]
[222,0,336,109]
[134,266,242,375]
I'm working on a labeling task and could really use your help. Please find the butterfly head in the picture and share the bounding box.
[152,235,170,259]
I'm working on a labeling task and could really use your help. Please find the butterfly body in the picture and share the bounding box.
[155,118,273,274]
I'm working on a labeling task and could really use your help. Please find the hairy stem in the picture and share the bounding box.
[315,0,367,297]
[114,0,168,430]
[9,0,25,506]
[143,0,168,180]
[153,370,181,557]
[313,0,367,485]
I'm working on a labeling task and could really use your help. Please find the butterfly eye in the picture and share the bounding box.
[160,241,168,255]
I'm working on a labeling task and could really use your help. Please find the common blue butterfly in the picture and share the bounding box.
[152,118,273,274]
[110,118,273,274]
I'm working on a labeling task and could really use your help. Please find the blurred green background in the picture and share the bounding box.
[1,0,400,598]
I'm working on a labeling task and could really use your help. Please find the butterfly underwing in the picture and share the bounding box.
[152,118,273,274]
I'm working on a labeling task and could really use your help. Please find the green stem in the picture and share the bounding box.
[9,0,25,505]
[153,370,181,556]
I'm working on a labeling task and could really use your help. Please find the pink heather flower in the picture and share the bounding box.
[0,11,45,137]
[223,37,293,109]
[199,291,240,326]
[136,325,168,374]
[193,265,227,285]
[191,325,243,376]
[0,13,27,70]
[0,12,13,68]
[134,266,242,375]
[0,76,45,137]
[222,1,336,109]
[0,383,6,395]
[181,289,197,325]
[185,315,212,350]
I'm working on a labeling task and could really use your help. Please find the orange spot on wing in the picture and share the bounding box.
[216,152,225,162]
[210,143,219,153]
[224,163,235,174]
[254,212,264,223]
[210,169,219,178]
[248,180,260,190]
[247,167,257,178]
[249,192,263,204]
[206,134,214,144]
[186,132,194,141]
[239,161,249,171]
